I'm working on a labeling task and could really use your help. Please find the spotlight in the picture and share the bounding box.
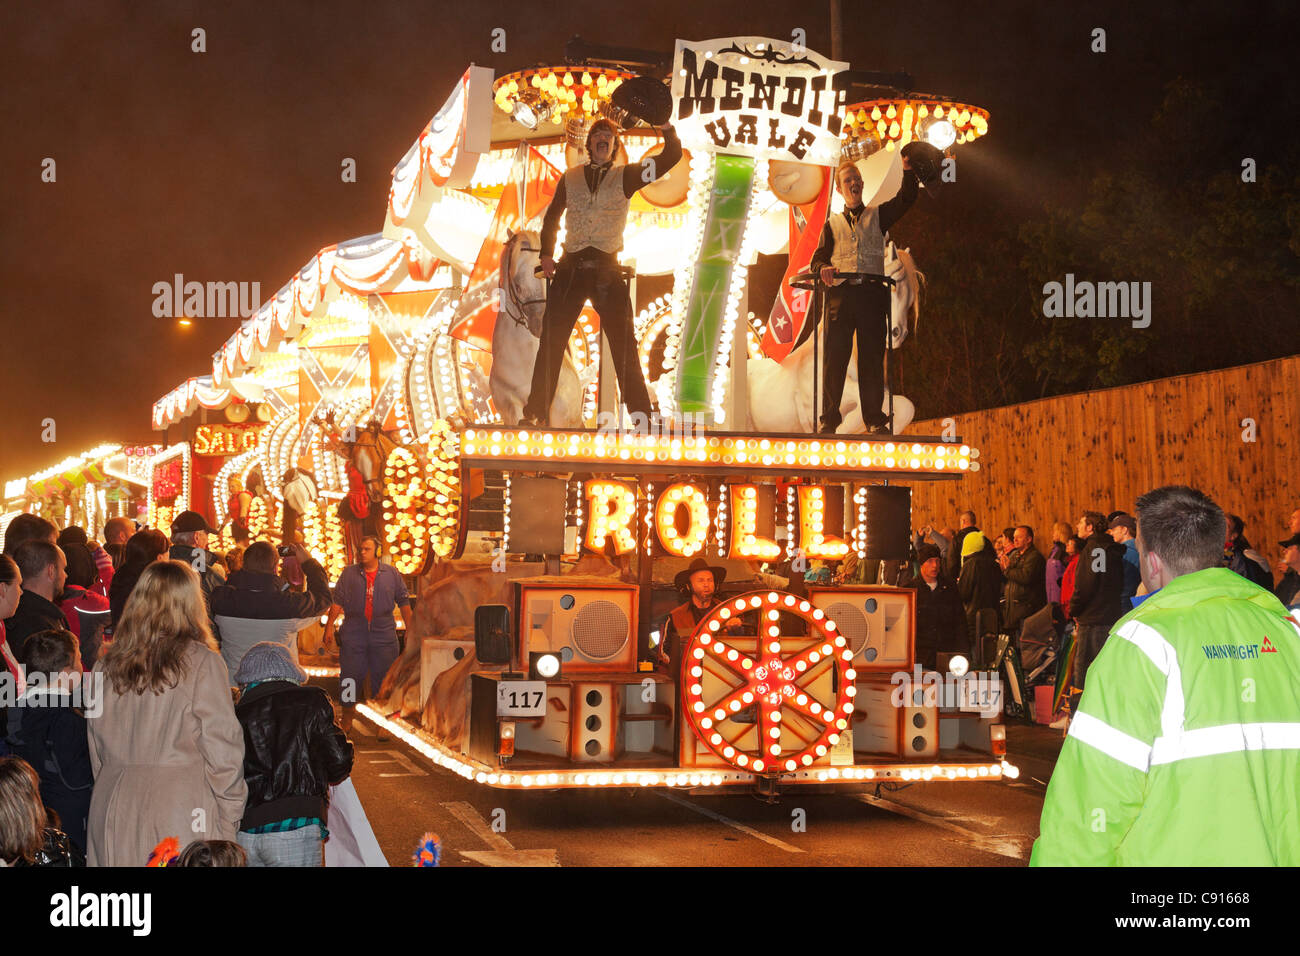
[917,115,956,150]
[529,651,561,681]
[511,90,553,130]
[840,128,883,163]
[948,654,969,678]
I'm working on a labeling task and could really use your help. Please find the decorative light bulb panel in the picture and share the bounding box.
[653,483,711,557]
[669,153,757,415]
[682,590,855,776]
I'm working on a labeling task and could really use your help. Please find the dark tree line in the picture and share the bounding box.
[889,79,1300,420]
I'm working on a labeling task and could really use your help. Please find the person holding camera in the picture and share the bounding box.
[210,541,332,686]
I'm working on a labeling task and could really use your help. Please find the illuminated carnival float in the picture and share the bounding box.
[148,35,1010,790]
[2,444,156,545]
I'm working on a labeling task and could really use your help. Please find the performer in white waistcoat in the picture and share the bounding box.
[522,118,681,427]
[808,157,919,434]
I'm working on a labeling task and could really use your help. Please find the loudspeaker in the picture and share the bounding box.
[808,586,914,671]
[863,485,911,560]
[517,582,638,672]
[507,476,568,554]
[851,680,938,757]
[851,683,900,754]
[900,695,939,758]
[474,605,512,665]
[571,682,621,763]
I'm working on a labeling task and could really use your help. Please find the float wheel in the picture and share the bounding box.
[681,589,856,776]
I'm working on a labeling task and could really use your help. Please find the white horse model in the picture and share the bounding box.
[489,230,584,427]
[746,240,923,434]
[281,466,318,541]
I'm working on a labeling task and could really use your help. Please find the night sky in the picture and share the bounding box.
[1,0,1290,479]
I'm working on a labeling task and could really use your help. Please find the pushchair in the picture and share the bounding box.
[973,609,1030,720]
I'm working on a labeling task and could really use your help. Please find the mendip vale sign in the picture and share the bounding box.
[671,37,850,165]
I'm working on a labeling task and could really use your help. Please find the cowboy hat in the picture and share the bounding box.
[674,557,727,592]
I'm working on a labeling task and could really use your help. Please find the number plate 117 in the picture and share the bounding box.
[497,680,547,717]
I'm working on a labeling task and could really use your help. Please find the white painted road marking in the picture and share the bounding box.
[361,749,427,777]
[654,791,805,854]
[440,800,559,867]
[853,793,1029,860]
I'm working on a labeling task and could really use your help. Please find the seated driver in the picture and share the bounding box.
[657,558,742,667]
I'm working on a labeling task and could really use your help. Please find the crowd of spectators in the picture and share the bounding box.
[0,511,356,867]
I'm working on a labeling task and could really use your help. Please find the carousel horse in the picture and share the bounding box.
[313,412,399,564]
[349,421,398,505]
[886,242,923,349]
[488,229,584,427]
[280,466,318,543]
[744,239,923,434]
[345,421,400,563]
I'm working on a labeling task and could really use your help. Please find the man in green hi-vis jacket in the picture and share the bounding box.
[1031,484,1300,866]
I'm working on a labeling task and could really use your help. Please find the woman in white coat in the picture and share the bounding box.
[88,560,246,866]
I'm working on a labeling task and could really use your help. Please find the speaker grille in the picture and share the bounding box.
[826,601,870,657]
[864,485,912,560]
[570,599,630,662]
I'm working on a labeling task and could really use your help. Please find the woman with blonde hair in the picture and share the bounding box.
[87,560,246,866]
[0,757,47,865]
[0,756,82,866]
[1046,520,1073,616]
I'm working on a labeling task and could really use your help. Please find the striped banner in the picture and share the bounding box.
[673,154,755,413]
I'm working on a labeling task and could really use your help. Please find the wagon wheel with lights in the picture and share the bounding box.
[681,590,857,776]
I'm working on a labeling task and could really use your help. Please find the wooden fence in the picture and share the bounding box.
[900,353,1300,579]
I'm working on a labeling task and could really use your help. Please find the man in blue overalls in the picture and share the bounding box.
[328,535,412,724]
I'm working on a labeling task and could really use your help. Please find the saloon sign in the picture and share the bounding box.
[193,423,265,457]
[671,36,850,165]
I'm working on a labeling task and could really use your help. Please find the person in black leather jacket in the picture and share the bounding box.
[957,532,1003,658]
[1069,512,1126,695]
[234,642,352,867]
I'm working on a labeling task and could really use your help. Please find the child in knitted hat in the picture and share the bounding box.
[234,642,353,866]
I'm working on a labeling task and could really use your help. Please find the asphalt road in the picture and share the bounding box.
[344,711,1062,867]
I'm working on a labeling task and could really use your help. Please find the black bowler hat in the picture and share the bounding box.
[674,557,727,592]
